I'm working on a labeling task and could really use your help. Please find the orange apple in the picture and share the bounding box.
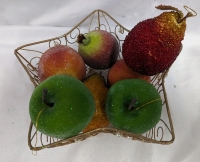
[107,59,151,86]
[38,45,86,82]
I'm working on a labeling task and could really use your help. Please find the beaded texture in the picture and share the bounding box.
[122,11,186,76]
[83,73,109,132]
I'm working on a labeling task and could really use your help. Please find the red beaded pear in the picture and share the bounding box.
[122,5,196,76]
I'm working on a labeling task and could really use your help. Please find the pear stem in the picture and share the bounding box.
[178,12,195,23]
[155,5,183,17]
[128,98,137,111]
[42,89,54,107]
[156,5,197,24]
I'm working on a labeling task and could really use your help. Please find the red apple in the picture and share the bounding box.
[77,30,119,69]
[107,59,151,86]
[38,45,86,82]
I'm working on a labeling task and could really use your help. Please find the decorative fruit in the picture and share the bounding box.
[107,59,151,86]
[83,73,109,132]
[105,79,162,134]
[122,5,196,76]
[77,30,119,69]
[38,45,86,82]
[29,74,95,139]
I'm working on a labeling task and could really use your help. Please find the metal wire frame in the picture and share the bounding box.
[14,9,176,151]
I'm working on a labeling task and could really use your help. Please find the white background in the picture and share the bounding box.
[0,0,200,161]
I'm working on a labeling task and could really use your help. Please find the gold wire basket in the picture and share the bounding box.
[14,9,176,151]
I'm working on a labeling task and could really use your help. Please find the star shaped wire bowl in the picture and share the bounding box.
[14,9,177,151]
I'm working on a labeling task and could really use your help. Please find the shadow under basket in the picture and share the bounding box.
[14,9,176,151]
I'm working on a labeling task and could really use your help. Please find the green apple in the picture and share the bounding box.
[29,74,95,139]
[105,79,162,134]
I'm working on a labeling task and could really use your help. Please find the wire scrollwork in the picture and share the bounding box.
[49,38,62,48]
[65,27,81,45]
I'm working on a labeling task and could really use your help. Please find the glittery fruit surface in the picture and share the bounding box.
[107,59,151,86]
[29,74,95,139]
[83,73,109,132]
[122,5,187,76]
[105,79,162,134]
[38,45,86,82]
[77,30,119,69]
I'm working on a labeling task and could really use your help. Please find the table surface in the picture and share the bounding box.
[0,0,200,162]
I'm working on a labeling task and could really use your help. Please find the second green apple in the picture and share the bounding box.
[105,79,162,134]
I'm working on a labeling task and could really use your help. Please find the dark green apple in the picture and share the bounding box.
[105,79,162,134]
[29,74,95,139]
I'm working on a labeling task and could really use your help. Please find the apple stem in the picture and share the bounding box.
[128,98,137,111]
[77,34,86,44]
[42,89,54,107]
[77,34,91,45]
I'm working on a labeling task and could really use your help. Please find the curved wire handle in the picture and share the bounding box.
[184,5,197,17]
